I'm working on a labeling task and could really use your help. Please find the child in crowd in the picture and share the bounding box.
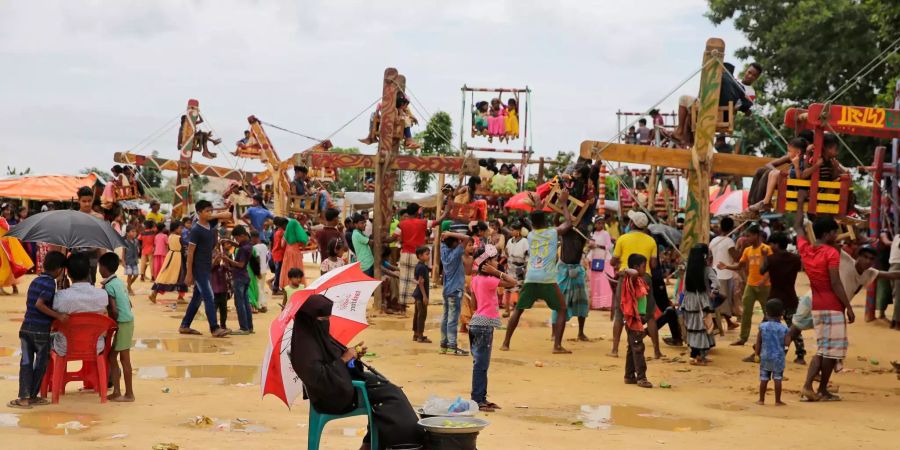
[380,247,401,315]
[718,225,770,346]
[320,238,348,275]
[439,231,471,356]
[221,226,253,335]
[756,298,790,406]
[682,244,717,365]
[152,222,168,280]
[503,222,528,317]
[459,237,477,336]
[9,251,66,409]
[620,253,653,388]
[150,221,187,304]
[281,268,305,308]
[123,226,140,295]
[211,240,234,330]
[139,220,156,282]
[411,246,432,343]
[249,230,269,313]
[469,244,517,412]
[99,253,135,402]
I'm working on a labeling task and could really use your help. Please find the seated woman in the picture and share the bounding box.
[290,295,423,450]
[747,136,809,213]
[472,101,489,136]
[452,176,488,222]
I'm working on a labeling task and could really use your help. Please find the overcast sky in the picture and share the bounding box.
[1,0,748,177]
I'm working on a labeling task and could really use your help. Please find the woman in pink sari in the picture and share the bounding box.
[589,216,615,310]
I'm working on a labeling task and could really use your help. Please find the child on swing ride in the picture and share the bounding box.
[473,101,489,136]
[504,97,519,142]
[487,98,507,142]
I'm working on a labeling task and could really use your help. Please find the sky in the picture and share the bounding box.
[0,0,749,178]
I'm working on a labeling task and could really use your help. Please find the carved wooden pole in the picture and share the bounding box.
[680,38,724,256]
[373,68,404,294]
[174,99,201,219]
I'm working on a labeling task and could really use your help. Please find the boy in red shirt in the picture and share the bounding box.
[794,192,852,402]
[138,220,156,282]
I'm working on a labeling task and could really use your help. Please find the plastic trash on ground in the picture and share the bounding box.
[422,395,478,417]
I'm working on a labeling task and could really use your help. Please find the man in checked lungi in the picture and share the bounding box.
[793,191,853,402]
[550,222,593,342]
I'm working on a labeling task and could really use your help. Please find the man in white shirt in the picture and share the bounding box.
[52,254,112,356]
[850,245,900,329]
[709,217,741,332]
[740,62,762,103]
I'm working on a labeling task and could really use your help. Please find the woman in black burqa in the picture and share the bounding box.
[290,294,423,450]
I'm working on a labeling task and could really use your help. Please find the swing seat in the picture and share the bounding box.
[113,185,140,201]
[775,175,851,216]
[233,145,263,159]
[545,184,589,225]
[289,193,321,216]
[691,101,735,134]
[447,203,479,221]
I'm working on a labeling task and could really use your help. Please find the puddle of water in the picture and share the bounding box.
[0,347,20,357]
[138,365,259,384]
[133,338,232,354]
[518,405,711,432]
[578,405,712,431]
[0,411,100,435]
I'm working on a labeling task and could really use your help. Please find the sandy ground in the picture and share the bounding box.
[0,262,899,450]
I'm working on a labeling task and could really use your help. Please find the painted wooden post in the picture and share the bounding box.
[174,99,201,219]
[680,38,724,256]
[373,68,404,294]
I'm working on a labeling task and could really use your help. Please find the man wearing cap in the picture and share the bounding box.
[145,200,165,224]
[242,194,274,241]
[608,210,664,359]
[393,203,447,310]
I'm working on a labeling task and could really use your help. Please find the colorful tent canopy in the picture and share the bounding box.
[0,173,101,201]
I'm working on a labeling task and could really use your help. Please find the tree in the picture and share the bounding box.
[191,175,209,193]
[80,167,113,182]
[541,151,575,181]
[409,111,455,193]
[139,150,164,188]
[5,166,31,176]
[706,0,900,169]
[328,147,366,193]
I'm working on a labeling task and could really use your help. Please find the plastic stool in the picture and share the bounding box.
[308,379,378,450]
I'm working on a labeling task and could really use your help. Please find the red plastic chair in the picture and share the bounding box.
[39,313,117,404]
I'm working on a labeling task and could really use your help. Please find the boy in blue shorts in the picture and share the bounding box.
[755,298,790,406]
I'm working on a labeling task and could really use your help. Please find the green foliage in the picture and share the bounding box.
[409,111,456,193]
[191,175,209,193]
[139,151,164,188]
[541,152,575,181]
[146,187,174,204]
[706,0,900,173]
[329,147,366,192]
[80,167,113,182]
[5,166,31,176]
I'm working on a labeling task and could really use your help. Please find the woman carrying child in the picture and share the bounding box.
[469,244,517,412]
[682,243,717,365]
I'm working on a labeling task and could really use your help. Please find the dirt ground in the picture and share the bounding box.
[1,262,899,450]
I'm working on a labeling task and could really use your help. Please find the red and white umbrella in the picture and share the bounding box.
[710,189,749,216]
[260,262,381,408]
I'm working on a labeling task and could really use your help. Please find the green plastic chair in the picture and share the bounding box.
[308,379,378,450]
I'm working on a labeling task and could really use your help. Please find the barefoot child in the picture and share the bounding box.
[100,253,135,402]
[620,254,653,388]
[501,192,575,354]
[211,240,234,330]
[682,244,717,365]
[756,298,790,406]
[152,222,168,281]
[8,251,67,409]
[122,226,140,295]
[412,246,432,343]
[139,220,155,282]
[469,244,517,412]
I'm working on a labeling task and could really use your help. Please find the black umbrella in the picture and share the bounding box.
[7,210,127,250]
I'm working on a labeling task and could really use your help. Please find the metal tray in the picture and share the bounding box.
[417,416,489,435]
